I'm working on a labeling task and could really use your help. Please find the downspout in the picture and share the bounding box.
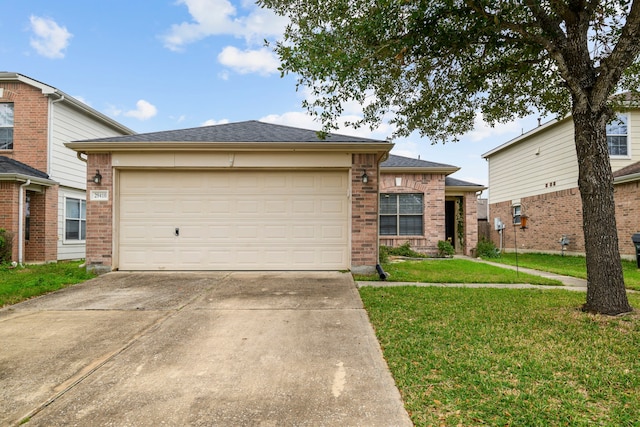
[48,94,65,176]
[18,179,31,265]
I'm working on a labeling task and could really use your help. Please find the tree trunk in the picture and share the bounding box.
[572,109,632,315]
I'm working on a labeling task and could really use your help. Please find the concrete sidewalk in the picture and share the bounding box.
[1,272,412,427]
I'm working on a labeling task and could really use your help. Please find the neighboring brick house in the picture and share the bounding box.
[379,155,486,256]
[482,110,640,258]
[0,72,134,264]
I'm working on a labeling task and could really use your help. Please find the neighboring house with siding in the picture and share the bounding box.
[482,110,640,258]
[0,72,134,264]
[379,154,485,256]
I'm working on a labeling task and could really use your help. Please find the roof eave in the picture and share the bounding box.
[446,185,487,192]
[65,141,394,153]
[0,173,58,186]
[614,172,640,185]
[381,166,460,175]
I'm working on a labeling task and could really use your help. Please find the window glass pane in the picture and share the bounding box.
[379,194,397,214]
[80,200,86,219]
[380,215,397,235]
[606,114,628,135]
[80,221,86,240]
[66,198,80,219]
[399,194,423,214]
[65,220,80,240]
[399,216,423,235]
[0,128,12,149]
[608,135,628,156]
[0,103,13,126]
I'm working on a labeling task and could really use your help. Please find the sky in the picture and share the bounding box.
[1,0,545,191]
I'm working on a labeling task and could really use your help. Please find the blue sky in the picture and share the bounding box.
[1,0,544,189]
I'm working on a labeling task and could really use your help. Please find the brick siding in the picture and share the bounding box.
[85,154,113,272]
[0,182,20,261]
[351,153,380,272]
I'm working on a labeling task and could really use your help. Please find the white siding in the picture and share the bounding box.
[488,119,578,204]
[488,110,640,205]
[57,187,86,260]
[50,102,127,189]
[49,101,130,260]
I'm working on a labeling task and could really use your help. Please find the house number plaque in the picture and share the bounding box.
[90,190,109,201]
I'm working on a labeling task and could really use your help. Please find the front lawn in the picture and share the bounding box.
[491,252,640,290]
[361,286,640,426]
[0,261,95,307]
[356,258,562,286]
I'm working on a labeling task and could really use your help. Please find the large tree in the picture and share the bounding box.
[259,0,640,315]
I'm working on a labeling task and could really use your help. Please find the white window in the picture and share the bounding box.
[0,103,14,150]
[380,193,424,236]
[607,113,629,157]
[512,205,521,225]
[65,198,86,241]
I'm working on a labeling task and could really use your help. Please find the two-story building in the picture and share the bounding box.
[482,110,640,257]
[0,72,134,264]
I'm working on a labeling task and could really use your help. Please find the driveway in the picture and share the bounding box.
[0,272,411,426]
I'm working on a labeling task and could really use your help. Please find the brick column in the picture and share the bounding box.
[351,153,379,273]
[0,182,20,262]
[464,191,478,256]
[86,153,113,273]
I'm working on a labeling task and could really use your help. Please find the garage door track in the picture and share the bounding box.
[0,272,411,426]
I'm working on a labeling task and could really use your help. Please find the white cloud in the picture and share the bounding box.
[124,100,158,120]
[463,112,524,142]
[217,46,280,75]
[162,0,287,51]
[201,118,230,126]
[29,16,72,59]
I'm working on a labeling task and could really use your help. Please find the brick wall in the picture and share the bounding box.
[24,187,58,262]
[85,153,113,273]
[489,188,586,255]
[614,180,640,256]
[0,182,20,261]
[0,82,49,170]
[351,153,379,273]
[463,191,479,256]
[379,172,446,254]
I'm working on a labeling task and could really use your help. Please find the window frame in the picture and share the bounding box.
[0,102,14,150]
[379,193,424,236]
[606,112,630,158]
[63,197,87,243]
[512,204,522,225]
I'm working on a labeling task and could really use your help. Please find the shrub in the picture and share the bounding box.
[0,229,13,264]
[476,237,500,258]
[379,245,390,264]
[437,240,455,257]
[380,242,427,262]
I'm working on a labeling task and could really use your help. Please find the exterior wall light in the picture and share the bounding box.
[361,171,368,184]
[93,170,102,185]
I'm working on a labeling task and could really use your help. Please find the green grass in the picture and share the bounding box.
[0,261,95,307]
[491,252,640,291]
[360,286,640,426]
[355,259,562,286]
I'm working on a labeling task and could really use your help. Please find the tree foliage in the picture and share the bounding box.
[260,0,640,315]
[261,0,640,139]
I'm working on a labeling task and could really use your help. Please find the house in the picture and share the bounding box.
[0,72,134,264]
[65,121,392,273]
[379,155,486,256]
[482,110,640,257]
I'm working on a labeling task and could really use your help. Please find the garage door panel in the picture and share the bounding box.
[119,170,349,270]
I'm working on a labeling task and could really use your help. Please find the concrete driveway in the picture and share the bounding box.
[0,272,411,426]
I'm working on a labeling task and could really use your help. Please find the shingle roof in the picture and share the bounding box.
[613,161,640,178]
[76,120,387,144]
[381,154,456,169]
[0,156,50,179]
[445,176,484,187]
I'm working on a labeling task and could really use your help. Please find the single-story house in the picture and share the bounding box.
[66,121,392,274]
[379,155,486,255]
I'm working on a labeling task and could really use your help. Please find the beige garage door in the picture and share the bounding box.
[118,170,350,270]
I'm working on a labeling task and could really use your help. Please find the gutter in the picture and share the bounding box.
[614,172,640,185]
